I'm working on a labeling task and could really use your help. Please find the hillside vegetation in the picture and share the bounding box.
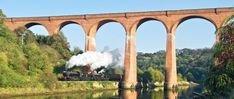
[137,48,214,84]
[0,10,71,89]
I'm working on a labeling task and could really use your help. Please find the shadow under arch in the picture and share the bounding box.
[24,22,49,35]
[89,19,127,37]
[25,22,45,29]
[172,16,218,34]
[131,17,168,35]
[58,21,84,32]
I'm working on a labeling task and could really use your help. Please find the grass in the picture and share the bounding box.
[0,81,119,98]
[0,80,196,98]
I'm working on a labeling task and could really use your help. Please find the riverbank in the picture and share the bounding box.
[139,81,199,88]
[0,81,119,98]
[0,81,197,98]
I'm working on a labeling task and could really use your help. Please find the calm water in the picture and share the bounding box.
[6,86,204,99]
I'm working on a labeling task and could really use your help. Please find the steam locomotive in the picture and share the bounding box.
[59,65,122,81]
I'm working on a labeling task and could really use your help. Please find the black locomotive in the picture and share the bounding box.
[59,65,122,81]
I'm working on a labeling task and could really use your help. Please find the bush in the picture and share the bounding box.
[50,32,71,59]
[0,52,8,65]
[177,73,187,81]
[0,64,27,87]
[39,72,58,90]
[23,43,51,75]
[142,67,164,83]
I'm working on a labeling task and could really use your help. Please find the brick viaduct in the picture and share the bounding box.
[3,7,234,89]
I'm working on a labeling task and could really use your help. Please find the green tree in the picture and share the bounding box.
[0,26,28,75]
[36,35,51,45]
[0,52,27,87]
[50,32,71,59]
[142,66,164,83]
[137,48,213,84]
[23,43,51,75]
[205,15,234,97]
[137,67,144,82]
[14,27,36,45]
[0,9,60,89]
[0,9,6,18]
[71,47,83,55]
[0,9,18,42]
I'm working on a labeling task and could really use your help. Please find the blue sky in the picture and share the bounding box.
[0,0,233,53]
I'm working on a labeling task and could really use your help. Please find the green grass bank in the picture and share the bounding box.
[0,81,119,98]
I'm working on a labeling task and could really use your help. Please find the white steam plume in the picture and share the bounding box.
[66,48,123,70]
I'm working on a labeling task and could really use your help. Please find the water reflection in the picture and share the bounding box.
[164,90,178,99]
[120,88,183,99]
[120,89,138,99]
[6,90,119,99]
[135,88,158,99]
[6,86,202,99]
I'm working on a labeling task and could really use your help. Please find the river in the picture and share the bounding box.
[6,86,204,99]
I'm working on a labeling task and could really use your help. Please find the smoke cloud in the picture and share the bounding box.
[66,48,123,70]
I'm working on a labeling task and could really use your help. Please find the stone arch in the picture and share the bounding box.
[130,17,168,35]
[24,22,49,35]
[58,21,84,32]
[95,19,127,50]
[172,15,217,34]
[175,17,217,49]
[25,22,45,29]
[59,21,86,50]
[171,16,217,86]
[89,19,127,37]
[133,17,167,53]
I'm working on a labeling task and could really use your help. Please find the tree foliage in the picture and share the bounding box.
[205,16,234,97]
[14,27,36,45]
[0,9,6,18]
[35,32,72,59]
[0,10,72,89]
[71,46,83,55]
[137,48,213,84]
[137,66,164,83]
